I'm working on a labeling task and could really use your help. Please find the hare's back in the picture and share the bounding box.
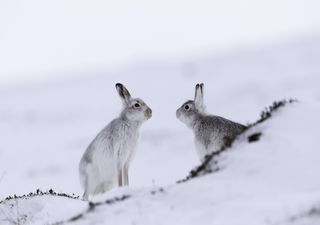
[80,119,121,165]
[199,115,246,136]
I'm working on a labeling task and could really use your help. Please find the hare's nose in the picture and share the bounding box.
[145,108,152,118]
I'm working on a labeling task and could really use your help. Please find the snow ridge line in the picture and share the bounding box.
[52,195,131,225]
[0,189,79,204]
[177,98,297,183]
[52,187,165,224]
[249,98,297,127]
[289,205,320,223]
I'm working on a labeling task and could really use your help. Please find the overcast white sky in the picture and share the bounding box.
[0,0,320,85]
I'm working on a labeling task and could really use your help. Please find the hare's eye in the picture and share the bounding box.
[184,105,190,110]
[134,103,141,108]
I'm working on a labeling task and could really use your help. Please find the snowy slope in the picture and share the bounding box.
[62,101,320,225]
[0,36,320,224]
[0,191,86,225]
[1,100,320,225]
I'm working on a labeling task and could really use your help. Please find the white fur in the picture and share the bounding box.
[79,83,152,200]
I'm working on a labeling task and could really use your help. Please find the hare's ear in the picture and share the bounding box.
[116,83,132,105]
[194,83,205,112]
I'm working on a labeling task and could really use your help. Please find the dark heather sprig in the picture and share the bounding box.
[0,189,79,204]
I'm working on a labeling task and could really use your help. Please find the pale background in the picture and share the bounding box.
[1,0,320,86]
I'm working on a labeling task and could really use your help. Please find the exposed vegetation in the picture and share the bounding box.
[0,189,79,205]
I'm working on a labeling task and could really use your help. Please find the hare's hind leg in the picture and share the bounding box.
[123,164,129,186]
[118,168,123,186]
[82,191,89,201]
[80,172,90,201]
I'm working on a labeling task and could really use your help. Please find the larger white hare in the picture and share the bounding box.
[79,83,152,200]
[176,83,246,162]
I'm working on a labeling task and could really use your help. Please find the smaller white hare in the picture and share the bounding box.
[79,83,152,200]
[176,83,246,162]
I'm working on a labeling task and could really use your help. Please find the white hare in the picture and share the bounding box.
[79,83,152,200]
[176,83,246,162]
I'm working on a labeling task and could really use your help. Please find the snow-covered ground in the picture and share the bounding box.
[0,35,320,224]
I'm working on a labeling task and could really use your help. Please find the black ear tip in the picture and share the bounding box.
[200,83,204,87]
[115,83,123,88]
[196,83,200,88]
